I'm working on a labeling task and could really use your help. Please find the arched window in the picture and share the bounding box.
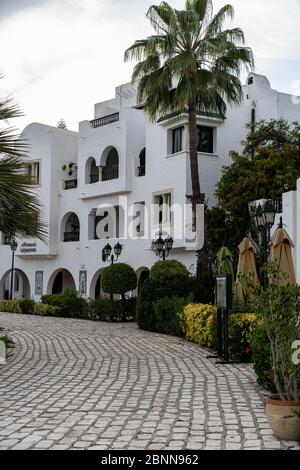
[63,213,80,242]
[85,157,99,184]
[101,147,119,181]
[138,148,146,176]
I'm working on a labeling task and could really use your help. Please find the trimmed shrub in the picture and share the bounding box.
[153,297,187,336]
[251,324,277,392]
[101,263,137,299]
[229,313,260,362]
[19,299,35,315]
[137,260,192,332]
[88,298,136,322]
[34,303,61,317]
[181,304,216,348]
[0,300,22,313]
[150,260,189,279]
[41,289,87,318]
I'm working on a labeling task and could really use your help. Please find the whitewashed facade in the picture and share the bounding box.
[1,73,300,300]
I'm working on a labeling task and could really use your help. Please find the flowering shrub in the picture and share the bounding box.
[229,313,260,362]
[180,304,257,361]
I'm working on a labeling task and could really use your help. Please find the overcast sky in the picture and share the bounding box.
[1,0,300,131]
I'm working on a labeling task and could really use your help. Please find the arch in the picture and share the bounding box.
[61,212,80,242]
[47,268,76,294]
[0,269,31,300]
[89,268,106,299]
[100,146,119,181]
[138,148,146,177]
[85,157,99,184]
[136,267,150,294]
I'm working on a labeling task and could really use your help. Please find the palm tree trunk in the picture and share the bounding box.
[188,98,202,210]
[188,99,214,303]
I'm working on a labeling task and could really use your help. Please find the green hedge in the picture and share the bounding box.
[41,289,87,318]
[88,298,136,322]
[153,297,187,336]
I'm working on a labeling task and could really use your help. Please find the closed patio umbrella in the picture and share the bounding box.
[270,228,296,286]
[216,246,234,277]
[235,236,260,305]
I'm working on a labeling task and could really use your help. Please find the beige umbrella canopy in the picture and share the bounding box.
[269,228,296,286]
[235,236,260,305]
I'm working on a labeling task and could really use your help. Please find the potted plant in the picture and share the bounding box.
[250,264,300,441]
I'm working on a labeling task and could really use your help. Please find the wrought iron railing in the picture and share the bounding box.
[64,179,78,190]
[102,167,119,181]
[90,112,119,129]
[63,231,80,242]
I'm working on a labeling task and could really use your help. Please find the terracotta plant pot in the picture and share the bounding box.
[266,394,300,441]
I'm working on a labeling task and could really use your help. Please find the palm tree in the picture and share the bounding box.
[125,0,253,300]
[0,75,46,241]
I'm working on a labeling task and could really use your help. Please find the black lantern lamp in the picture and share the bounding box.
[151,234,173,260]
[102,242,123,265]
[114,242,123,258]
[248,199,277,289]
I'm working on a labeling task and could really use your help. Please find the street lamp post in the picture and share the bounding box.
[151,233,174,260]
[9,240,18,300]
[248,200,276,288]
[102,242,123,265]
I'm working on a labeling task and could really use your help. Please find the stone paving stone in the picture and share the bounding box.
[0,313,298,451]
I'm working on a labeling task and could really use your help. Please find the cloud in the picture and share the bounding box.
[0,0,300,132]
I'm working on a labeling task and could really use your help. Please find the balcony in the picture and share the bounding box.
[64,179,78,190]
[90,112,119,129]
[102,167,119,181]
[137,165,145,177]
[63,231,80,242]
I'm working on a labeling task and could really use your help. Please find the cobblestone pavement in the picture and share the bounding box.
[0,313,299,451]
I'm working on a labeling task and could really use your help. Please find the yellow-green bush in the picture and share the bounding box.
[181,304,217,348]
[0,300,22,313]
[34,304,61,317]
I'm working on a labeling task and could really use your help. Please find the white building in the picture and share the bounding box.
[1,73,300,301]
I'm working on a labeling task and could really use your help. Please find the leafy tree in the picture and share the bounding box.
[0,75,46,241]
[124,0,253,302]
[57,118,67,129]
[210,119,300,262]
[101,263,137,300]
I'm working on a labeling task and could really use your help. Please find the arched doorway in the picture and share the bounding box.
[47,269,76,294]
[136,267,150,294]
[0,269,31,300]
[89,268,106,299]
